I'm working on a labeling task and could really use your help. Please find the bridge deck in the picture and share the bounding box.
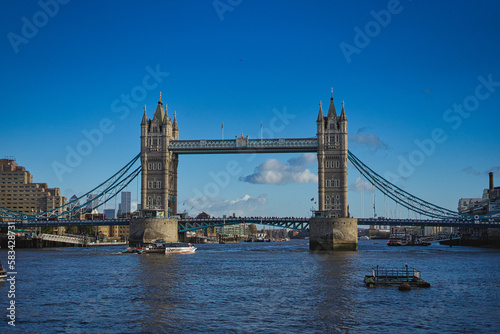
[1,217,498,229]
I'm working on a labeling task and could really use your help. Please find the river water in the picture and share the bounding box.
[1,239,499,333]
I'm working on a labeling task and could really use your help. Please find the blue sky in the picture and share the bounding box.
[1,0,499,218]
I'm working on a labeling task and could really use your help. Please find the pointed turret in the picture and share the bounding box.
[162,103,169,125]
[141,105,148,125]
[339,100,347,121]
[152,92,164,123]
[327,87,337,118]
[172,110,179,140]
[173,110,179,130]
[164,100,169,121]
[317,101,324,122]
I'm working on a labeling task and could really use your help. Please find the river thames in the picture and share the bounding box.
[1,239,499,333]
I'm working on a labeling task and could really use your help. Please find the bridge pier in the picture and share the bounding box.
[309,217,358,251]
[129,217,178,245]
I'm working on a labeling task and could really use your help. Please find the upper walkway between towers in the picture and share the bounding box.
[168,138,319,154]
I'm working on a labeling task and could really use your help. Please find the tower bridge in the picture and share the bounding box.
[2,90,499,250]
[134,90,357,250]
[140,90,350,221]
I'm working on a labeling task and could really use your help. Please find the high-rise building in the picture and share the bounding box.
[68,194,80,210]
[0,159,66,216]
[121,191,131,215]
[85,194,99,211]
[104,209,116,219]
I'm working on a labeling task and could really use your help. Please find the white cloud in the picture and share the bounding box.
[240,153,318,185]
[349,176,374,192]
[183,194,267,217]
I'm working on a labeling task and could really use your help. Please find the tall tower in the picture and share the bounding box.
[316,89,348,218]
[140,93,179,217]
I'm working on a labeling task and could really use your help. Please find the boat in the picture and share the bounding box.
[127,239,197,254]
[123,246,140,254]
[136,239,167,254]
[364,265,431,288]
[387,233,431,246]
[387,233,407,246]
[244,237,273,242]
[0,261,7,280]
[163,242,197,254]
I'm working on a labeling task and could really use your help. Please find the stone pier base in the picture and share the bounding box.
[309,217,358,251]
[129,218,178,245]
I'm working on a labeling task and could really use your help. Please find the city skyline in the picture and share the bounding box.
[1,1,499,218]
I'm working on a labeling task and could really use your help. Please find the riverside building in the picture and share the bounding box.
[0,159,66,217]
[458,172,500,215]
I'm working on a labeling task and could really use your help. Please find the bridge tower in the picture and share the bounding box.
[140,93,179,217]
[316,88,348,218]
[310,89,357,251]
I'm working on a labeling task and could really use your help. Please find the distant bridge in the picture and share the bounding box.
[2,216,499,231]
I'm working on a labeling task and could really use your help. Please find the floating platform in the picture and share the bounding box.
[364,266,430,288]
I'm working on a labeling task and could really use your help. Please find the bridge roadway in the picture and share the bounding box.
[1,217,498,231]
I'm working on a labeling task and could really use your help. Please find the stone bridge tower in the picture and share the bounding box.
[310,89,357,251]
[316,89,348,218]
[140,93,179,217]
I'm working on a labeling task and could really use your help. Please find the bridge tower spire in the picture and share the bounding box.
[140,93,179,217]
[327,87,337,118]
[316,89,348,218]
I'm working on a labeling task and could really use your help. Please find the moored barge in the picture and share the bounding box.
[364,265,430,288]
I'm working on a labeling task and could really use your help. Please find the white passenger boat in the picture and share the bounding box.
[164,242,197,254]
[132,239,197,254]
[139,240,167,254]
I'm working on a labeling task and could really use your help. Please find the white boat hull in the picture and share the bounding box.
[165,247,196,254]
